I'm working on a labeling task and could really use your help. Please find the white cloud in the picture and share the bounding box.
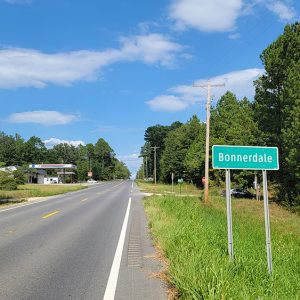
[265,1,296,21]
[119,34,183,67]
[146,95,189,112]
[146,68,265,112]
[168,0,297,33]
[0,34,184,89]
[191,68,265,99]
[8,110,79,125]
[169,0,243,32]
[43,138,85,148]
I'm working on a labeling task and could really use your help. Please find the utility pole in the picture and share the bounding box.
[193,80,225,203]
[145,156,148,179]
[151,146,160,184]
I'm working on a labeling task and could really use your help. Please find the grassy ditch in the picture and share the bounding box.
[144,195,300,299]
[0,184,86,204]
[136,180,201,196]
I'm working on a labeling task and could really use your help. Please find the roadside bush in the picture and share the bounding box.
[13,169,27,185]
[0,171,18,191]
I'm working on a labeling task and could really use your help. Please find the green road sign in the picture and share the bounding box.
[212,145,279,170]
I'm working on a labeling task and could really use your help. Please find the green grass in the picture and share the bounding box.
[136,180,201,196]
[0,184,87,204]
[144,195,300,299]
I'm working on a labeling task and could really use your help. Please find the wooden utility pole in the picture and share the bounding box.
[193,80,225,203]
[151,146,160,184]
[145,156,148,179]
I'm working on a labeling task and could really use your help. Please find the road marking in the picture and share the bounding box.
[42,211,60,219]
[103,197,131,300]
[80,198,88,202]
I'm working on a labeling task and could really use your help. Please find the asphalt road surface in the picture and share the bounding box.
[0,180,166,300]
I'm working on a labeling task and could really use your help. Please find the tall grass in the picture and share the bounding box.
[136,180,200,196]
[0,184,86,202]
[144,195,300,299]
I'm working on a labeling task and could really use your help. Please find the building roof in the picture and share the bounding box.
[0,166,19,172]
[29,164,77,169]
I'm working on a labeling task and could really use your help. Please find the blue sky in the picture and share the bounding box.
[0,0,299,175]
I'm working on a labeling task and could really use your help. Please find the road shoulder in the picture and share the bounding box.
[115,184,167,300]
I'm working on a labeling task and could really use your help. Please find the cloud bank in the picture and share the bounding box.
[0,34,183,89]
[169,0,243,32]
[8,111,79,125]
[168,0,296,33]
[43,138,85,148]
[265,1,296,21]
[146,68,264,112]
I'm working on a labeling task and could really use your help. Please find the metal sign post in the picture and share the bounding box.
[225,169,234,260]
[254,173,259,201]
[171,173,174,193]
[212,145,278,273]
[178,178,183,194]
[262,170,272,274]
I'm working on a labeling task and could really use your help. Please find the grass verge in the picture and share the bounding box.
[136,180,201,196]
[144,195,300,299]
[0,184,87,204]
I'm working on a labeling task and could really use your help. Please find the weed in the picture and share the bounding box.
[0,184,86,204]
[144,195,300,299]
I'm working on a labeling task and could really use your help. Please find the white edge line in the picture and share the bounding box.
[103,197,131,300]
[0,197,53,213]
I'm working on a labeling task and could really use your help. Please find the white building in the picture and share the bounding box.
[44,177,61,184]
[28,170,47,184]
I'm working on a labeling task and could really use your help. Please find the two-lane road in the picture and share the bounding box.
[0,180,133,299]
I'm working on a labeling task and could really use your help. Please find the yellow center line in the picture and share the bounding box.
[42,211,60,219]
[81,198,89,202]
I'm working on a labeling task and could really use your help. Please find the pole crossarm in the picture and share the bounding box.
[193,83,225,88]
[193,81,225,203]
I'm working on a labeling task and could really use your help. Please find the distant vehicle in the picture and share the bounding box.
[220,188,255,199]
[231,188,255,198]
[87,179,97,184]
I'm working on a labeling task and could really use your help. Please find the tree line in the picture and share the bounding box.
[138,22,300,206]
[0,133,131,182]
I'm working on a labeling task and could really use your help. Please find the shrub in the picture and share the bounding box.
[0,171,18,191]
[13,169,27,185]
